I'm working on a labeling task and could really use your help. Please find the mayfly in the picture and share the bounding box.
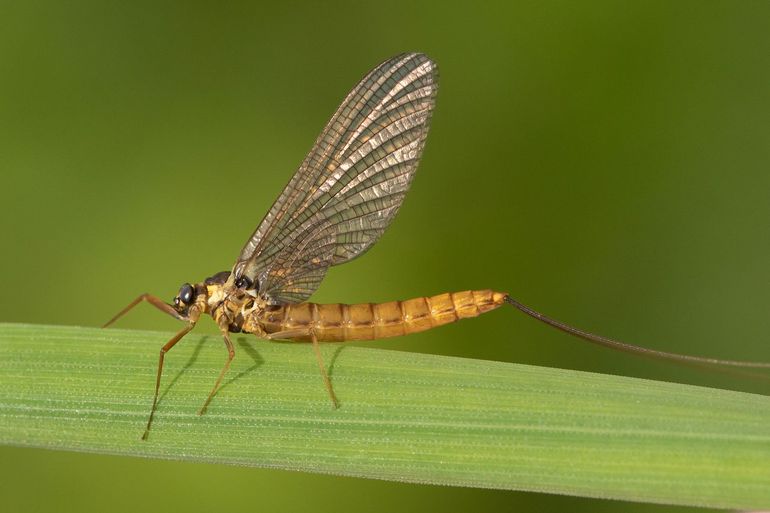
[104,53,770,440]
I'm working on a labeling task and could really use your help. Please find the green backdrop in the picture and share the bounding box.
[2,1,768,512]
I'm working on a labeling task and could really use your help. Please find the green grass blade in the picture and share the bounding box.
[0,323,768,509]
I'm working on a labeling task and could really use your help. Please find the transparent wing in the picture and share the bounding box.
[232,53,439,304]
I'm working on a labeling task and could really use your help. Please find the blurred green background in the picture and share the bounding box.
[2,1,769,511]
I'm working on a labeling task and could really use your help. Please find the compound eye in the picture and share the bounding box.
[179,283,195,305]
[235,276,253,289]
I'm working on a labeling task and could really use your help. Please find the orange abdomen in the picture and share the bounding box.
[258,290,508,341]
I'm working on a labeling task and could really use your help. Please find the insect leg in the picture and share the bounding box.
[198,329,235,416]
[142,321,196,440]
[266,329,339,408]
[265,329,314,340]
[103,293,183,328]
[310,330,339,409]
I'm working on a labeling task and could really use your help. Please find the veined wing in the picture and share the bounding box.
[232,53,439,304]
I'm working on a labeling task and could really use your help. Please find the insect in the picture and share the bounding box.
[104,53,770,440]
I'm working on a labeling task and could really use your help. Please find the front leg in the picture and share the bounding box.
[267,329,339,409]
[103,293,185,327]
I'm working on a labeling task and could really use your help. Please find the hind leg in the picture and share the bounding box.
[267,329,339,408]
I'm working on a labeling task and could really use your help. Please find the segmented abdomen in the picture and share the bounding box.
[258,290,508,341]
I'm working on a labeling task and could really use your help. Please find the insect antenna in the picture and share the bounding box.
[504,295,770,379]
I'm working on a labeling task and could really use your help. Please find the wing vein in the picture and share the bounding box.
[232,53,438,304]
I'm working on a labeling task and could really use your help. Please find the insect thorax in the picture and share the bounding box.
[200,279,266,335]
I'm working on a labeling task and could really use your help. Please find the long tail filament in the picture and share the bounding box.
[504,295,770,373]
